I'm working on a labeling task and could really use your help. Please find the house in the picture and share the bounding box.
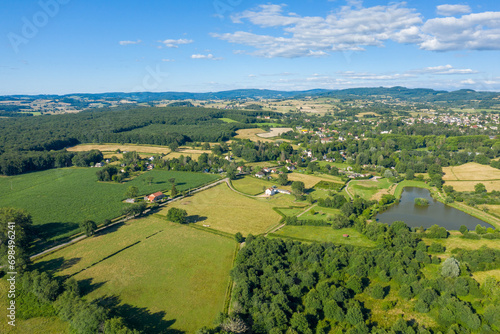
[286,166,296,171]
[94,162,103,168]
[237,166,244,172]
[277,189,291,195]
[262,167,271,173]
[225,155,233,161]
[125,198,136,203]
[255,172,266,178]
[147,164,154,170]
[146,191,166,202]
[265,188,277,196]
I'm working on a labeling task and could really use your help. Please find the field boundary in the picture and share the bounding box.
[223,242,240,314]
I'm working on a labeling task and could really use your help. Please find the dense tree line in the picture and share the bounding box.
[0,107,270,175]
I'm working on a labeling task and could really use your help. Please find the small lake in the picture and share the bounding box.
[376,187,494,230]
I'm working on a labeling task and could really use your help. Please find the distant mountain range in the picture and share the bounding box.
[2,87,499,104]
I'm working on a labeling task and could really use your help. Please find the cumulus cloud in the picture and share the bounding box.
[159,39,193,48]
[191,54,222,60]
[119,40,141,46]
[437,4,471,16]
[339,71,415,80]
[162,59,175,62]
[212,3,500,56]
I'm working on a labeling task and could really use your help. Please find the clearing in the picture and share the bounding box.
[33,217,236,333]
[256,127,294,138]
[348,178,394,201]
[67,144,172,155]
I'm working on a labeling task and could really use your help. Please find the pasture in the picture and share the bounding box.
[348,178,393,201]
[159,183,283,236]
[443,180,500,192]
[231,176,276,195]
[234,128,291,143]
[269,226,376,248]
[33,217,236,333]
[0,168,219,244]
[256,127,294,138]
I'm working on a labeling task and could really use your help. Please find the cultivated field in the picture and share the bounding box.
[0,168,219,243]
[442,162,500,181]
[34,217,236,333]
[269,226,376,248]
[231,176,276,195]
[160,183,283,235]
[67,144,172,155]
[256,127,294,138]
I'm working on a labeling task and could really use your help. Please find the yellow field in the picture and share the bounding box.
[472,269,500,284]
[356,112,381,117]
[234,128,275,142]
[287,172,344,189]
[442,162,500,181]
[444,180,500,192]
[67,144,171,154]
[166,148,211,160]
[423,234,500,251]
[160,183,282,235]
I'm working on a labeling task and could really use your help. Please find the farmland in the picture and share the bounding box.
[33,217,236,333]
[348,177,394,201]
[234,128,291,143]
[231,175,290,196]
[67,144,172,155]
[442,162,500,181]
[159,183,284,235]
[0,168,219,244]
[287,172,344,189]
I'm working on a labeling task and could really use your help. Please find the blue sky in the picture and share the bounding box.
[1,0,500,94]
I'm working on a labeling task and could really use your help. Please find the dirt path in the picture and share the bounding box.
[344,180,354,199]
[297,204,316,218]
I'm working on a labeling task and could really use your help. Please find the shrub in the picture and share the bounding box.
[442,257,460,278]
[428,243,445,253]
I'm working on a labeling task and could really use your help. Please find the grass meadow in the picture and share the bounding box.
[0,168,219,245]
[159,183,283,236]
[348,178,393,200]
[231,175,287,196]
[33,217,236,333]
[269,226,376,248]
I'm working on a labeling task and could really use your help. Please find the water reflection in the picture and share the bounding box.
[376,187,494,230]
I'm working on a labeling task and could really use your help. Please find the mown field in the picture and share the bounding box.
[67,144,172,155]
[33,217,236,333]
[234,128,291,143]
[287,172,344,189]
[269,226,376,248]
[159,183,284,235]
[231,175,291,196]
[0,168,219,243]
[0,279,70,334]
[442,162,500,181]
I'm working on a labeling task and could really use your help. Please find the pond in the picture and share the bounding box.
[376,187,494,230]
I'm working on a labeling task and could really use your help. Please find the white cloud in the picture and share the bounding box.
[119,40,141,46]
[212,3,500,56]
[212,3,423,58]
[191,54,222,60]
[159,39,193,48]
[437,4,471,16]
[162,59,175,62]
[339,71,415,80]
[461,79,476,84]
[412,64,478,75]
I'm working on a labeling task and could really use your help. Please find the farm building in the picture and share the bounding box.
[146,191,166,202]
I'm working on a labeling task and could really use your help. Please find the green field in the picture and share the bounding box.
[348,178,393,200]
[269,226,376,248]
[231,176,278,195]
[159,183,284,235]
[299,206,341,220]
[0,168,219,244]
[219,117,239,123]
[33,217,236,333]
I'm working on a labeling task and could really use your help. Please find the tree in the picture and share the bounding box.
[169,142,179,152]
[235,232,244,243]
[459,225,468,234]
[442,257,460,278]
[125,186,138,199]
[475,224,487,235]
[371,283,385,299]
[146,176,154,186]
[405,169,415,180]
[0,208,34,272]
[80,220,97,237]
[166,207,187,224]
[278,173,288,186]
[291,181,305,195]
[475,183,487,194]
[171,184,178,198]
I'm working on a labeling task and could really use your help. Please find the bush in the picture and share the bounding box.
[442,258,460,278]
[371,284,385,299]
[235,232,244,243]
[428,243,445,253]
[414,198,429,206]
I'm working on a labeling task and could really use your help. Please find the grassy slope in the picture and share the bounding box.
[160,183,283,236]
[33,217,235,333]
[0,168,218,242]
[349,178,393,200]
[231,176,277,196]
[270,226,376,248]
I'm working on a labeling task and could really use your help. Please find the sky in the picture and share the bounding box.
[1,0,500,95]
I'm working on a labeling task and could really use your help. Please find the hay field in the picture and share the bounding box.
[67,144,171,154]
[234,128,291,143]
[444,180,500,192]
[288,172,344,189]
[442,162,500,181]
[160,183,282,235]
[33,217,235,333]
[256,127,294,138]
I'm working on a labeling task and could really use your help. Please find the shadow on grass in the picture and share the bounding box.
[95,295,184,334]
[185,215,207,224]
[97,221,127,237]
[33,222,80,240]
[78,277,107,295]
[31,256,82,275]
